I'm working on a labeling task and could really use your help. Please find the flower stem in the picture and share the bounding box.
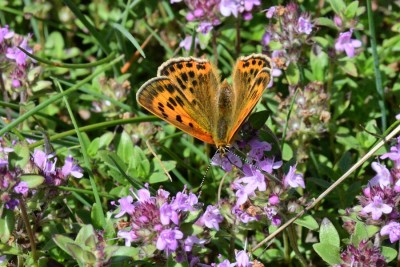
[366,0,386,131]
[19,198,38,267]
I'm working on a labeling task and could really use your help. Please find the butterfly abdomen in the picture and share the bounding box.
[214,80,236,147]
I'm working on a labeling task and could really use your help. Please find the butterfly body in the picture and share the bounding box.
[136,54,272,151]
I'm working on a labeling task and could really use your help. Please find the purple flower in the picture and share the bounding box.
[258,157,282,173]
[114,196,135,218]
[33,149,57,175]
[362,195,392,220]
[160,203,180,225]
[197,21,214,33]
[265,6,276,18]
[118,230,138,246]
[61,155,83,178]
[380,221,400,243]
[334,15,342,27]
[369,162,392,188]
[5,199,19,210]
[220,0,238,17]
[184,235,205,252]
[6,38,32,66]
[0,25,14,43]
[136,188,151,202]
[247,139,271,160]
[156,228,184,253]
[381,139,400,167]
[212,152,242,172]
[335,29,362,58]
[269,195,280,205]
[297,16,312,35]
[14,181,28,196]
[283,165,305,189]
[237,165,267,193]
[217,259,235,267]
[262,31,271,46]
[171,191,198,211]
[197,205,223,230]
[235,250,251,267]
[179,35,199,51]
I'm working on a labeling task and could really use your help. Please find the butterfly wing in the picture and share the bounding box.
[228,54,272,143]
[136,77,215,144]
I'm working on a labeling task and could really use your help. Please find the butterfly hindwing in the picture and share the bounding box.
[229,54,272,142]
[136,77,214,144]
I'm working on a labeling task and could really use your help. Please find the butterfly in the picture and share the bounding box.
[136,54,272,152]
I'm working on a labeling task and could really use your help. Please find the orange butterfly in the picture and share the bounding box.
[136,54,272,152]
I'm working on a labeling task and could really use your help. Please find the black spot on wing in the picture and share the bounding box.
[176,115,182,123]
[189,122,194,128]
[175,96,184,106]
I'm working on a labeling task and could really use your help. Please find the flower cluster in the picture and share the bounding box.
[171,0,261,34]
[114,186,223,258]
[338,137,400,265]
[212,127,305,227]
[32,149,83,185]
[0,137,83,210]
[262,3,313,75]
[211,250,255,267]
[274,82,331,161]
[0,24,34,91]
[352,138,400,243]
[338,240,386,267]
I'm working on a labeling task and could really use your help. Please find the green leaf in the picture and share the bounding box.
[32,80,53,92]
[8,143,30,169]
[311,37,330,48]
[294,214,319,230]
[310,50,328,81]
[344,1,359,19]
[285,62,300,85]
[116,131,135,164]
[75,225,96,249]
[0,209,15,244]
[313,243,342,265]
[352,221,369,245]
[282,143,293,161]
[53,234,76,254]
[328,0,346,14]
[91,203,104,229]
[315,17,337,29]
[148,160,176,183]
[319,218,340,247]
[248,110,270,129]
[20,174,45,188]
[340,61,358,77]
[381,246,398,263]
[130,146,150,179]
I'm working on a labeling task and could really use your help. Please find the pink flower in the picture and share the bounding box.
[14,181,28,196]
[156,228,184,253]
[114,196,135,218]
[197,205,223,230]
[380,221,400,243]
[335,29,362,58]
[362,196,392,220]
[283,165,305,189]
[369,162,392,188]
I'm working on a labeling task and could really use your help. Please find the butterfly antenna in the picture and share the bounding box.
[228,147,281,184]
[197,150,219,197]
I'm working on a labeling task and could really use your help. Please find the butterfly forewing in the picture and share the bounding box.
[229,54,272,143]
[136,77,214,144]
